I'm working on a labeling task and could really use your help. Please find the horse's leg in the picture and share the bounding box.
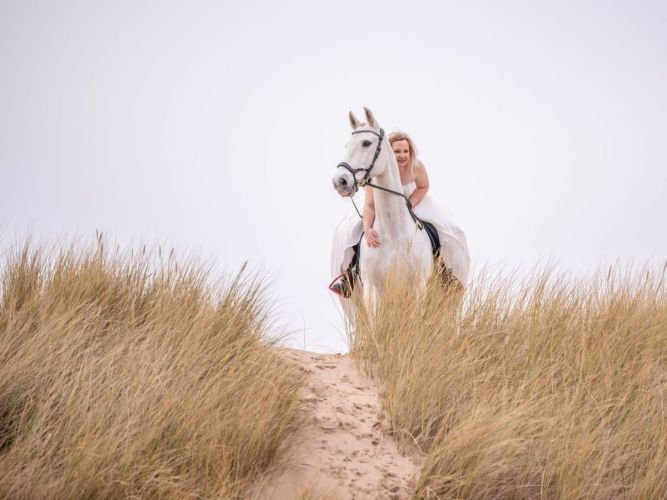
[340,296,356,331]
[363,281,376,313]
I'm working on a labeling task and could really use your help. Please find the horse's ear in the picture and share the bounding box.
[363,107,378,128]
[349,111,360,130]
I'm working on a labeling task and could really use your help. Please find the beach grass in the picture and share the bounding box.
[350,265,667,499]
[0,236,302,498]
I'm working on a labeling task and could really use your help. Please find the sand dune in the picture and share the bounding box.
[248,349,423,499]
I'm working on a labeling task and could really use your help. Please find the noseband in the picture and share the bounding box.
[335,127,423,230]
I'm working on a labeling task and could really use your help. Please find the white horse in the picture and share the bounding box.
[332,107,434,309]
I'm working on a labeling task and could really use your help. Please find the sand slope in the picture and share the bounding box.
[248,349,423,499]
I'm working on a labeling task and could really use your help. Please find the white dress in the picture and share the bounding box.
[331,182,471,286]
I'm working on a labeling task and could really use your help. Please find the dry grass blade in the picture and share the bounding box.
[0,238,303,498]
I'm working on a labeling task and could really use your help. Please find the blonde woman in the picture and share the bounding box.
[362,132,427,248]
[330,131,470,297]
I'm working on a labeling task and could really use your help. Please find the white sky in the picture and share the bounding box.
[1,1,666,352]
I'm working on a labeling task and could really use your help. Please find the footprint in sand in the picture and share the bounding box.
[246,349,423,499]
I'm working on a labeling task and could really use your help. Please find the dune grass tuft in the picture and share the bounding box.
[0,237,302,498]
[350,266,667,499]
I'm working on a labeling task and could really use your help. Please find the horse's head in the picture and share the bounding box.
[332,107,386,197]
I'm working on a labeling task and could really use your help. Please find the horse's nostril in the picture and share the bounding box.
[339,177,348,186]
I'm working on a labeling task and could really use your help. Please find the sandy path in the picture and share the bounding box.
[248,349,422,499]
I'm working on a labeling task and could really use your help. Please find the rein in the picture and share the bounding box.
[337,128,423,230]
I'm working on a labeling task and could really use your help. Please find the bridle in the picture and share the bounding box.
[336,128,423,229]
[336,128,385,188]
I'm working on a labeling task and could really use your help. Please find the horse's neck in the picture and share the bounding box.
[372,148,415,239]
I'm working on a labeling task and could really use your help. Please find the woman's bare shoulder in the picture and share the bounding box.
[415,159,429,187]
[415,159,429,176]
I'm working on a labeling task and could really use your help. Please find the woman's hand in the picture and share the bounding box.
[364,227,380,247]
[362,186,379,247]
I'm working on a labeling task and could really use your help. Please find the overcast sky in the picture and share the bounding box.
[1,1,666,352]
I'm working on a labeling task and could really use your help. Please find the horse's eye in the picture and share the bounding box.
[362,140,372,148]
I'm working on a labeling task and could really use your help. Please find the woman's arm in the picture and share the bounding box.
[362,186,380,247]
[409,160,429,207]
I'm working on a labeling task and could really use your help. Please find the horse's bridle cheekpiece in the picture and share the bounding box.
[336,127,423,229]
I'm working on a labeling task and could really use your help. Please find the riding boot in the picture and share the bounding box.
[329,268,356,298]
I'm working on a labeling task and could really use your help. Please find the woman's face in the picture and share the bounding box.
[392,139,411,170]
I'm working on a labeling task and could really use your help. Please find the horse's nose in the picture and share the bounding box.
[332,172,354,196]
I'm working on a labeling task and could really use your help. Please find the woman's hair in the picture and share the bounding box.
[388,130,418,175]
